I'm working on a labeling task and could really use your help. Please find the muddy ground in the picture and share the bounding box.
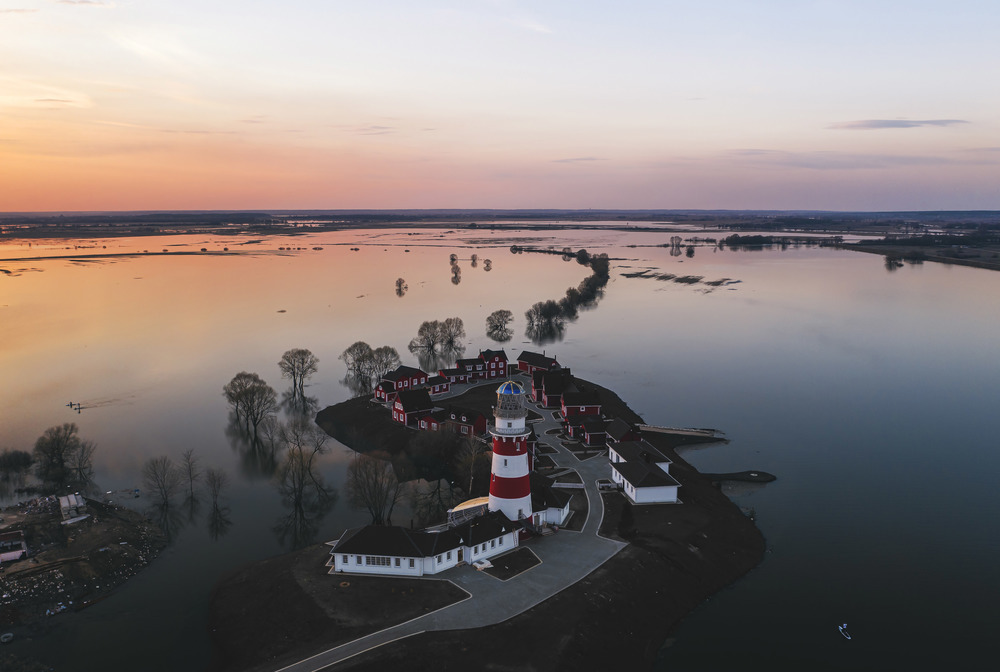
[0,496,165,633]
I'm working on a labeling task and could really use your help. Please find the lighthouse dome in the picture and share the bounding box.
[497,380,524,396]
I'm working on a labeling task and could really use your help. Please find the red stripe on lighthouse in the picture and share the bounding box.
[490,474,531,499]
[492,437,527,456]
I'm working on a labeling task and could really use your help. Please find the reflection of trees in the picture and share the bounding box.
[486,309,513,343]
[148,501,187,542]
[483,259,492,271]
[282,388,319,417]
[408,318,466,370]
[272,428,337,550]
[208,504,233,541]
[395,277,408,297]
[225,414,279,478]
[339,342,401,396]
[470,254,478,268]
[521,250,611,345]
[450,262,461,285]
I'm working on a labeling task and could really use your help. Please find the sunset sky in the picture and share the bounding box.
[2,0,998,211]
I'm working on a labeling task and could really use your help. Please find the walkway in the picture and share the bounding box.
[278,375,625,672]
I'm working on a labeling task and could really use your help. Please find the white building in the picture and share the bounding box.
[327,511,519,577]
[608,440,680,504]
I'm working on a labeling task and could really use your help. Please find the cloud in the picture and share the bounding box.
[828,119,968,130]
[729,149,967,170]
[0,8,38,12]
[552,157,605,164]
[57,1,116,7]
[354,125,394,136]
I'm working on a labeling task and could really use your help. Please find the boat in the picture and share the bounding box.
[839,623,852,640]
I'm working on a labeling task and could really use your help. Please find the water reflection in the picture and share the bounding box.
[225,414,280,478]
[281,387,319,418]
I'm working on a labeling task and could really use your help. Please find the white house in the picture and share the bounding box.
[327,511,519,577]
[608,440,680,504]
[529,472,572,527]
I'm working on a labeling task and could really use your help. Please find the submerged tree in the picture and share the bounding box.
[278,348,319,397]
[483,258,492,271]
[223,372,278,442]
[32,423,96,489]
[486,309,514,342]
[143,455,182,506]
[180,448,201,500]
[273,419,337,549]
[346,452,405,525]
[395,277,408,297]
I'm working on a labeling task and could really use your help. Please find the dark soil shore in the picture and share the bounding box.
[0,497,166,630]
[207,544,468,672]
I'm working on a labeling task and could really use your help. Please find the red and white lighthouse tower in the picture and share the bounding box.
[488,380,532,523]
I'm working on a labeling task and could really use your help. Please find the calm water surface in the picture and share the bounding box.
[1,228,998,671]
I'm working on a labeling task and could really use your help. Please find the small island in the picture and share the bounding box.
[209,349,769,672]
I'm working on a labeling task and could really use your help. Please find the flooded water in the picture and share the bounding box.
[2,227,998,671]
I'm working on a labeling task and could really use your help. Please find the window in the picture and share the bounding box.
[461,426,468,434]
[436,555,442,563]
[365,556,391,567]
[409,559,415,568]
[491,540,496,548]
[499,536,504,546]
[446,551,452,560]
[503,459,507,467]
[342,555,348,563]
[395,558,400,567]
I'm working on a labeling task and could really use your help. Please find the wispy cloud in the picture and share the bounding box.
[553,156,605,164]
[354,125,394,136]
[828,119,968,130]
[57,1,116,7]
[730,149,967,170]
[0,8,38,12]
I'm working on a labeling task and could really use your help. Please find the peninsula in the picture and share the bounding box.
[209,356,768,672]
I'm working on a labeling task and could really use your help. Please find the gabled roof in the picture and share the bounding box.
[479,348,508,362]
[420,409,450,423]
[516,350,560,369]
[541,369,574,396]
[332,525,458,557]
[427,375,449,386]
[446,405,485,423]
[456,358,481,369]
[612,460,680,489]
[383,365,428,382]
[439,367,465,377]
[612,440,671,466]
[395,388,434,413]
[450,510,515,546]
[605,417,637,441]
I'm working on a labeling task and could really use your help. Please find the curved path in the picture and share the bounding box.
[278,375,625,672]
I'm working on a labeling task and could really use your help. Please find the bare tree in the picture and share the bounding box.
[224,372,278,441]
[278,348,319,397]
[340,341,374,378]
[180,448,201,500]
[32,423,95,488]
[395,278,408,297]
[346,452,405,525]
[486,309,513,342]
[369,346,401,381]
[439,317,465,349]
[408,321,441,354]
[143,456,182,506]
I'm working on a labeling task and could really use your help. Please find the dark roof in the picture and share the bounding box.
[395,389,434,413]
[516,350,560,369]
[611,440,671,466]
[375,381,394,393]
[612,460,680,489]
[332,525,459,557]
[479,348,508,362]
[530,472,571,510]
[450,510,515,546]
[456,358,480,369]
[447,405,485,423]
[542,370,574,396]
[440,367,465,377]
[421,409,450,423]
[562,390,601,407]
[531,370,545,387]
[427,375,449,386]
[383,365,427,382]
[605,417,636,441]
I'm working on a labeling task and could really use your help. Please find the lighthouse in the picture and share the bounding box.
[488,380,533,523]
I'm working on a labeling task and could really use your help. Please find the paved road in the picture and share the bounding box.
[278,376,625,672]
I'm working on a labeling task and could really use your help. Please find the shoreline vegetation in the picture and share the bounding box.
[209,376,767,672]
[3,211,997,273]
